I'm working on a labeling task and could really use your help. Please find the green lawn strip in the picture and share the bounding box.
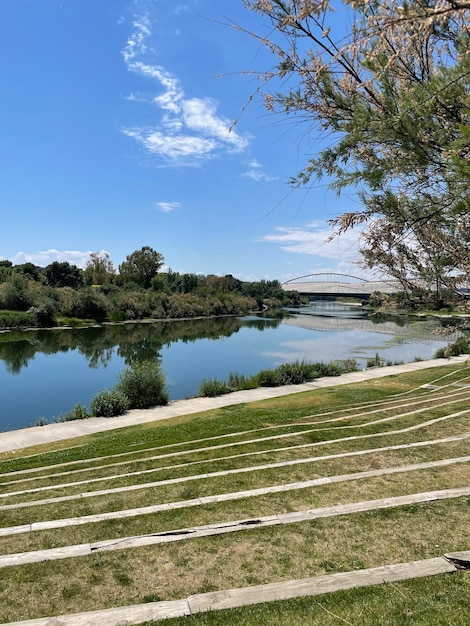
[1,414,468,509]
[3,411,468,495]
[3,386,470,487]
[145,572,470,626]
[1,380,467,483]
[2,362,468,473]
[0,497,468,622]
[2,401,469,500]
[1,363,468,478]
[0,461,467,556]
[1,436,468,529]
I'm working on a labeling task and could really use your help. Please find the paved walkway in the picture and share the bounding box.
[0,356,468,454]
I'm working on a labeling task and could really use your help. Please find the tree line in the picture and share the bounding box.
[0,247,301,328]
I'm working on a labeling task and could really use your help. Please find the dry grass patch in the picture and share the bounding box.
[0,461,467,557]
[146,572,470,626]
[0,497,468,622]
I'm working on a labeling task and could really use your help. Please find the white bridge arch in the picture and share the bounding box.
[281,273,401,297]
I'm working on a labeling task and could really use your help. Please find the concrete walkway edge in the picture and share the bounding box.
[1,356,468,454]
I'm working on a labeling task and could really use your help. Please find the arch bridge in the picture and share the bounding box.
[282,273,401,298]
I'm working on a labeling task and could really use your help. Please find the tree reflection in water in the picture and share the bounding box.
[0,316,282,374]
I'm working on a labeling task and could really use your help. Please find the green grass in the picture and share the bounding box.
[0,462,467,556]
[2,362,469,471]
[148,572,470,626]
[0,498,468,622]
[0,361,469,623]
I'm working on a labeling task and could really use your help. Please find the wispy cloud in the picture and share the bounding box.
[154,201,180,213]
[242,159,277,182]
[121,16,249,166]
[259,221,367,272]
[10,249,97,269]
[122,15,151,64]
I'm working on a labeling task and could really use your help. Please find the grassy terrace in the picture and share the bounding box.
[0,362,469,624]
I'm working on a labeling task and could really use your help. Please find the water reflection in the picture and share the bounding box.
[0,303,459,431]
[0,316,282,374]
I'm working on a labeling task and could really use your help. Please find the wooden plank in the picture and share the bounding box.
[0,599,191,626]
[0,524,30,537]
[0,543,91,568]
[445,551,470,567]
[0,556,460,625]
[2,442,469,513]
[2,488,469,569]
[188,557,457,613]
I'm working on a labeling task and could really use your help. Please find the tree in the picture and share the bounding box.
[0,260,13,284]
[15,262,42,281]
[239,1,470,303]
[85,251,115,285]
[118,246,165,289]
[44,261,85,289]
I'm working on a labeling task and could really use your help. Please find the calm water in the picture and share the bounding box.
[0,302,456,432]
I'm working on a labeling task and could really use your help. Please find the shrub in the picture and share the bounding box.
[28,297,57,327]
[69,288,109,320]
[115,360,168,409]
[197,378,232,397]
[227,372,258,390]
[60,403,90,421]
[277,361,311,384]
[319,362,345,376]
[433,336,470,358]
[0,275,34,311]
[366,353,385,368]
[255,368,283,387]
[338,358,360,373]
[91,389,130,417]
[110,290,150,320]
[0,309,36,328]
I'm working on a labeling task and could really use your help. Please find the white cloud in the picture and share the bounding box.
[122,15,151,64]
[242,159,277,182]
[10,249,98,269]
[182,98,248,151]
[121,16,249,165]
[258,221,382,278]
[154,201,180,213]
[259,221,364,262]
[128,62,184,114]
[125,91,150,102]
[123,128,217,163]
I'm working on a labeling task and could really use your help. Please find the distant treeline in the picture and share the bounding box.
[0,248,302,328]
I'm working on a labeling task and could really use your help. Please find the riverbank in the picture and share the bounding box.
[0,354,468,454]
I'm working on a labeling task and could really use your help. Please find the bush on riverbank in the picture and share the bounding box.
[37,361,169,425]
[197,359,359,397]
[54,403,90,422]
[90,390,130,417]
[435,336,470,358]
[0,309,36,328]
[115,360,169,409]
[197,378,233,397]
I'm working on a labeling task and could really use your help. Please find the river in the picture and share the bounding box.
[0,301,458,432]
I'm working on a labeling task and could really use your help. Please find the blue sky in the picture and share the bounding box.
[0,0,366,282]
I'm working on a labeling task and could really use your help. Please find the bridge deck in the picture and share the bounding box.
[282,279,400,296]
